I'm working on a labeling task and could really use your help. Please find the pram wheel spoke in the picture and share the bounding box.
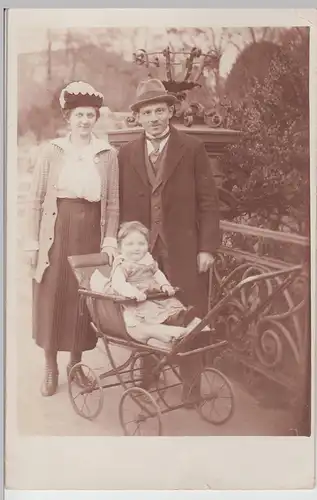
[68,363,104,420]
[119,387,163,436]
[129,353,147,386]
[188,368,235,425]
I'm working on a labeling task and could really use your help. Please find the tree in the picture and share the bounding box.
[63,28,99,81]
[164,27,285,100]
[219,28,309,237]
[46,29,52,81]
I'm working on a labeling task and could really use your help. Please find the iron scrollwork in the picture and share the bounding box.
[131,46,223,128]
[207,226,309,430]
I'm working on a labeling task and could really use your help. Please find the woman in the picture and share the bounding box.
[24,81,119,397]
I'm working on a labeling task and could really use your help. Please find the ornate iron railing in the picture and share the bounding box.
[208,220,310,435]
[17,136,311,435]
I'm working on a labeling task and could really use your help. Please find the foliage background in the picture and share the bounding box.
[220,28,309,237]
[17,26,310,237]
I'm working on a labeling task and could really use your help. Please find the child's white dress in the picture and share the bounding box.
[97,253,185,328]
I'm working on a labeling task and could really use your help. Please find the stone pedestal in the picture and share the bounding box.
[107,124,241,212]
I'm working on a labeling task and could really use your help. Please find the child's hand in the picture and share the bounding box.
[161,284,176,297]
[134,290,147,302]
[123,287,147,302]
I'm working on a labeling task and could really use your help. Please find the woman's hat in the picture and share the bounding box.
[130,78,177,112]
[59,81,104,110]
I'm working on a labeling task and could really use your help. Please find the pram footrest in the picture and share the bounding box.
[176,340,228,357]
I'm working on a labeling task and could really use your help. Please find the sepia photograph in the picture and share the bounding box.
[5,8,315,491]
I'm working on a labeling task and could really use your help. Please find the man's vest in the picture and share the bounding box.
[144,141,169,251]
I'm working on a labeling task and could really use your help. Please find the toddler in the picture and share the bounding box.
[90,221,198,344]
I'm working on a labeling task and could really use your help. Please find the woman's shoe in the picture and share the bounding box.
[41,367,59,397]
[67,361,90,388]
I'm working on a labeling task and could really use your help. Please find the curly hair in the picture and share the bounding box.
[117,221,149,246]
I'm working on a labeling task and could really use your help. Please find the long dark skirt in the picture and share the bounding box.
[32,198,101,353]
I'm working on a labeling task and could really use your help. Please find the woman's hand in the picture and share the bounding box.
[101,246,117,265]
[161,284,176,297]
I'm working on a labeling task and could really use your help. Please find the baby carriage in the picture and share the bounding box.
[67,252,304,436]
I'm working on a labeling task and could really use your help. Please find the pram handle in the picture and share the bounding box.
[78,286,181,303]
[146,286,181,300]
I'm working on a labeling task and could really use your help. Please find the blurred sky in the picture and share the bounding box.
[15,26,257,77]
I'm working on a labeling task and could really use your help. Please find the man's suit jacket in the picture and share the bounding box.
[118,125,221,313]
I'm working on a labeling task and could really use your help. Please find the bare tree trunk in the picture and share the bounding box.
[64,29,77,80]
[70,50,77,80]
[65,29,71,64]
[214,69,221,98]
[248,28,257,43]
[47,29,52,81]
[262,27,269,40]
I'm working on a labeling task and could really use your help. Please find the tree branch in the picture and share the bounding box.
[248,28,257,43]
[208,27,217,49]
[262,27,269,39]
[228,39,243,54]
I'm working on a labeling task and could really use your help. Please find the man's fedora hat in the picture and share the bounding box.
[130,78,178,112]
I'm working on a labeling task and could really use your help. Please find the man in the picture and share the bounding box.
[118,78,221,400]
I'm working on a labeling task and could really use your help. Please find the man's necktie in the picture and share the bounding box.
[147,130,170,168]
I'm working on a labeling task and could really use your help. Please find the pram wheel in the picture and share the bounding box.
[68,363,104,420]
[119,387,163,436]
[188,368,235,425]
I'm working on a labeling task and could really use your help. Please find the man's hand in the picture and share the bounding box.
[197,252,215,273]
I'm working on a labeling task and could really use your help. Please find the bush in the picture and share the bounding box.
[220,29,309,237]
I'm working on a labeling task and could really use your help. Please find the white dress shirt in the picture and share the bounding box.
[146,126,170,156]
[57,136,101,202]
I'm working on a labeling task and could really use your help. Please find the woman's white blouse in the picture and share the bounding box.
[57,140,101,202]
